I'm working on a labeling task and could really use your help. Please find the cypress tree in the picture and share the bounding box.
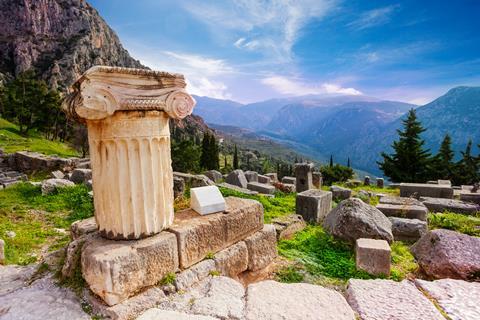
[200,132,210,169]
[432,134,455,180]
[347,157,351,168]
[209,134,219,170]
[329,155,333,167]
[233,145,239,169]
[378,109,431,182]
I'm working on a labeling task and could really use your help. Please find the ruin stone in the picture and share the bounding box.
[389,217,427,242]
[257,174,271,184]
[400,183,453,199]
[0,238,4,265]
[296,189,332,223]
[330,185,352,200]
[225,170,248,189]
[265,173,278,183]
[204,170,222,183]
[281,176,296,184]
[312,172,322,188]
[355,238,390,276]
[294,163,314,193]
[271,214,306,240]
[247,181,276,195]
[376,178,384,188]
[244,171,259,183]
[69,168,92,184]
[364,176,370,186]
[375,203,428,221]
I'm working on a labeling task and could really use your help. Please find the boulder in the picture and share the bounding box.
[225,170,248,188]
[421,197,479,214]
[323,198,393,244]
[271,214,306,240]
[346,279,445,320]
[244,171,259,183]
[389,217,427,242]
[245,280,355,320]
[411,229,480,280]
[296,189,332,223]
[204,170,222,183]
[70,217,97,240]
[244,224,278,271]
[330,185,352,200]
[41,178,75,195]
[69,168,92,184]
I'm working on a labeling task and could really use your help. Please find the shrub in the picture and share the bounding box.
[320,164,354,186]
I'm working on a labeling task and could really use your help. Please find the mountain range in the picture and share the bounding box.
[194,86,480,176]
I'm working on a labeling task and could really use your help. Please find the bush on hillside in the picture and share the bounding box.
[320,164,354,186]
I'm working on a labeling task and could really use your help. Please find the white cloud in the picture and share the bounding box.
[348,5,399,30]
[262,75,362,96]
[183,0,337,61]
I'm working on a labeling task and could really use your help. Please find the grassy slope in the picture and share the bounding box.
[0,118,78,157]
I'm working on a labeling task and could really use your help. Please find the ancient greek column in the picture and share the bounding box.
[63,66,196,240]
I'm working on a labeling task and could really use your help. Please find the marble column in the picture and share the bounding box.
[63,66,196,240]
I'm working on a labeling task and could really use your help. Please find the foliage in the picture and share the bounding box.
[1,71,66,137]
[233,144,239,169]
[171,139,201,173]
[320,164,354,186]
[428,212,480,236]
[0,183,93,265]
[275,265,305,283]
[379,109,432,182]
[454,139,479,185]
[218,187,295,223]
[200,132,219,170]
[430,134,455,181]
[159,272,176,286]
[0,117,78,157]
[390,241,418,281]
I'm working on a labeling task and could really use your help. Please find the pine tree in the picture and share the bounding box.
[200,133,210,169]
[329,155,333,167]
[378,109,432,182]
[455,140,479,185]
[431,134,455,180]
[233,145,239,169]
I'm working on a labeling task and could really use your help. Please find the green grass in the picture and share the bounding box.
[0,183,93,265]
[277,225,418,285]
[0,118,78,157]
[428,212,480,236]
[219,187,296,223]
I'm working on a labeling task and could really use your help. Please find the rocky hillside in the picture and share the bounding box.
[0,0,144,89]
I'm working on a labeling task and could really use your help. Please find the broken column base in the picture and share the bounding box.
[69,197,276,315]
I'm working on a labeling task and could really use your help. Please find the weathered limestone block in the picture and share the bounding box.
[204,170,222,183]
[400,183,453,199]
[11,151,73,173]
[174,260,216,291]
[460,192,480,205]
[346,279,445,320]
[139,309,217,320]
[81,232,179,306]
[70,217,97,240]
[376,178,384,188]
[173,176,185,199]
[355,238,390,276]
[64,66,196,240]
[389,217,427,242]
[190,186,226,215]
[296,190,332,223]
[312,172,322,188]
[379,195,423,206]
[225,170,248,188]
[265,173,278,183]
[376,203,428,220]
[271,214,306,240]
[214,241,248,278]
[345,179,362,187]
[51,170,65,179]
[421,196,479,214]
[257,174,271,184]
[247,181,275,195]
[244,224,278,271]
[168,197,263,269]
[437,179,451,186]
[69,168,92,184]
[294,163,314,193]
[174,172,214,188]
[41,178,75,195]
[245,171,259,182]
[330,185,351,200]
[281,176,296,184]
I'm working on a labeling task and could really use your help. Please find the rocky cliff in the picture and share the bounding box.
[0,0,144,89]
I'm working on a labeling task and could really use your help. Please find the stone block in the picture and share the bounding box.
[294,163,314,193]
[280,183,296,193]
[168,197,263,269]
[244,224,277,271]
[330,185,352,200]
[204,170,222,183]
[389,217,427,242]
[174,172,215,187]
[400,183,453,199]
[376,203,428,220]
[138,309,217,320]
[271,214,306,240]
[265,173,278,182]
[364,176,370,186]
[379,196,423,206]
[244,171,259,182]
[51,170,65,179]
[0,238,4,265]
[217,182,258,195]
[312,172,322,188]
[355,238,390,276]
[41,178,75,195]
[70,168,92,184]
[174,176,185,199]
[81,232,179,306]
[421,197,479,214]
[257,175,271,184]
[437,179,451,186]
[376,178,384,188]
[247,181,275,195]
[190,186,226,215]
[460,192,480,205]
[225,170,248,188]
[281,176,296,184]
[296,189,332,223]
[214,241,248,278]
[345,179,362,187]
[174,260,216,291]
[70,217,97,240]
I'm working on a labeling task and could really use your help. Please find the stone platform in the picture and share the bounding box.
[75,197,275,308]
[400,183,453,199]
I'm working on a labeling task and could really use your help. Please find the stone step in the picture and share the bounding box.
[375,203,428,220]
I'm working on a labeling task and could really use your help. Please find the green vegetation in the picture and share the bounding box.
[428,212,480,236]
[275,265,304,283]
[379,108,479,184]
[199,132,219,170]
[218,187,295,223]
[159,272,176,286]
[0,118,78,157]
[390,241,418,281]
[320,164,354,186]
[0,183,93,265]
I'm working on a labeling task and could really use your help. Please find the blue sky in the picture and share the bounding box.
[89,0,480,104]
